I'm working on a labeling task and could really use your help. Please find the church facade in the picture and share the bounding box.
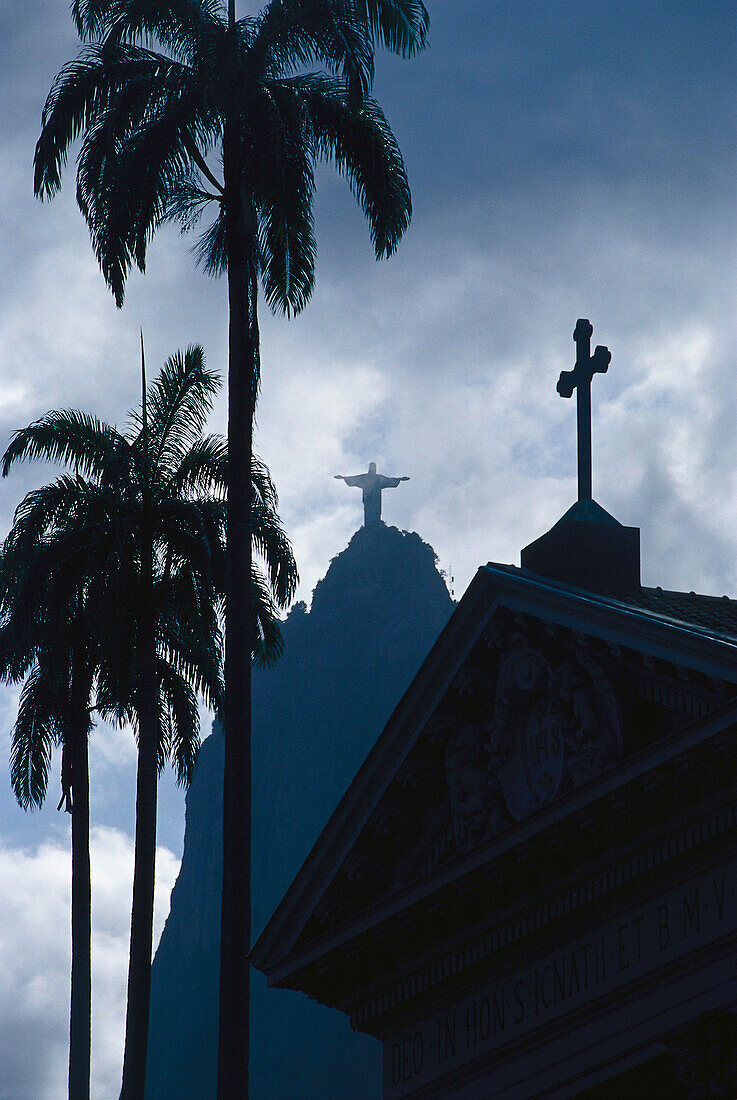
[252,323,737,1097]
[252,562,737,1097]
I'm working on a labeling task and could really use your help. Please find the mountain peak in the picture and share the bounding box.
[310,523,451,622]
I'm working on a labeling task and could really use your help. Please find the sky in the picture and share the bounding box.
[0,0,735,1095]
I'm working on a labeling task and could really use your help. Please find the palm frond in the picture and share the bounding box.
[1,410,126,479]
[34,42,169,200]
[10,667,61,809]
[157,662,201,785]
[254,0,374,101]
[0,619,38,684]
[355,0,429,58]
[193,205,228,274]
[141,346,221,476]
[250,564,285,666]
[167,434,227,497]
[252,454,280,512]
[158,619,223,711]
[252,499,298,609]
[300,75,411,257]
[72,0,223,45]
[156,497,226,570]
[3,477,81,552]
[0,541,85,679]
[76,61,206,304]
[102,0,224,65]
[166,181,220,235]
[251,79,317,315]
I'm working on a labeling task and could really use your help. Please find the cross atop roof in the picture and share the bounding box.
[556,319,611,501]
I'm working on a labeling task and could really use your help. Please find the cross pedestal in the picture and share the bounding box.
[520,318,640,596]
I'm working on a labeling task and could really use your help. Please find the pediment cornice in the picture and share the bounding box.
[252,566,737,990]
[259,692,737,992]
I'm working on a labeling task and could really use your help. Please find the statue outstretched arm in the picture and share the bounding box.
[335,474,367,488]
[376,475,410,489]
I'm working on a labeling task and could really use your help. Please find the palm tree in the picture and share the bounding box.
[34,4,427,1094]
[0,538,96,1100]
[1,346,297,1099]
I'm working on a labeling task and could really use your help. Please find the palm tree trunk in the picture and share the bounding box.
[68,706,91,1100]
[121,533,160,1100]
[218,128,257,1100]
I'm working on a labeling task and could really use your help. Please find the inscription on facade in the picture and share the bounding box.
[384,855,737,1096]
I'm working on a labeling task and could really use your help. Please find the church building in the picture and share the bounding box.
[251,322,737,1098]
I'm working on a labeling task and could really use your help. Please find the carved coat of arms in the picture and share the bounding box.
[446,643,621,853]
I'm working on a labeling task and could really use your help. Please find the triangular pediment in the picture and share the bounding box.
[252,565,737,994]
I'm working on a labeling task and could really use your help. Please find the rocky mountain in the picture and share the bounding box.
[145,523,454,1099]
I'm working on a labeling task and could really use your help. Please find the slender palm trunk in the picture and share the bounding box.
[121,528,160,1100]
[217,121,257,1100]
[68,695,91,1100]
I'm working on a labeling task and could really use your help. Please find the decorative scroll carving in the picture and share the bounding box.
[664,1010,737,1098]
[445,640,622,853]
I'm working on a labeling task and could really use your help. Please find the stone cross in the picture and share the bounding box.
[334,462,410,527]
[556,319,611,501]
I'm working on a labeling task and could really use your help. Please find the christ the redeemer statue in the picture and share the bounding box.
[335,462,409,527]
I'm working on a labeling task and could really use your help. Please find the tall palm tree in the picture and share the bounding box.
[1,346,297,1099]
[0,540,97,1100]
[34,3,427,1094]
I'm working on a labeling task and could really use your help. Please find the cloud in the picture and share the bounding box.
[250,165,736,606]
[0,827,179,1100]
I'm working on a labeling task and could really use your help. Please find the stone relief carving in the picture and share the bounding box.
[446,641,622,853]
[445,724,508,853]
[664,1010,737,1098]
[563,645,621,788]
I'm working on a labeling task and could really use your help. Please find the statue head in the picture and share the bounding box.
[368,461,377,475]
